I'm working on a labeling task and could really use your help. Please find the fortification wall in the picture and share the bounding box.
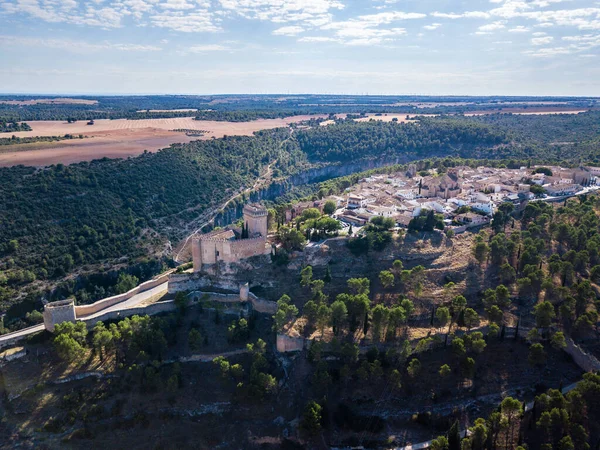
[43,300,76,332]
[276,334,305,353]
[0,325,45,350]
[229,237,269,260]
[248,293,277,314]
[81,301,177,328]
[74,272,170,317]
[564,337,600,372]
[168,272,233,293]
[168,273,276,314]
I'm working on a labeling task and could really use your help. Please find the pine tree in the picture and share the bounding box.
[324,266,332,283]
[448,420,461,450]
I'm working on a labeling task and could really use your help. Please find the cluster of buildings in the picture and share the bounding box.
[188,164,599,270]
[319,164,599,231]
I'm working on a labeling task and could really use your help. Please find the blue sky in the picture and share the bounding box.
[1,0,599,95]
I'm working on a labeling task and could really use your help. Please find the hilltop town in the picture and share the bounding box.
[312,164,600,233]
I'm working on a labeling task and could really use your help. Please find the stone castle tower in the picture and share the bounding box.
[191,203,269,271]
[243,203,268,238]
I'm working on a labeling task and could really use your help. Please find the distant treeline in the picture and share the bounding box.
[0,120,31,133]
[0,94,596,122]
[0,134,85,146]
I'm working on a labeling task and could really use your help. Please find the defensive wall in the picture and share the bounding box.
[276,334,306,353]
[178,281,277,315]
[74,271,171,317]
[564,336,600,372]
[193,235,269,267]
[80,300,177,328]
[43,299,76,332]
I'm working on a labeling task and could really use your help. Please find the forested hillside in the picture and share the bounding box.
[296,119,510,163]
[2,113,600,332]
[0,129,298,325]
[440,111,600,163]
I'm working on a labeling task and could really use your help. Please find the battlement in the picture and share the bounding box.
[243,203,268,217]
[197,229,236,243]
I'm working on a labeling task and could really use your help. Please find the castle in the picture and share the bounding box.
[192,203,270,271]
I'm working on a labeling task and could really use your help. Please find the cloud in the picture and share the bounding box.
[273,26,305,36]
[298,36,339,43]
[186,44,230,52]
[319,11,425,45]
[476,20,506,34]
[508,26,530,32]
[431,11,490,19]
[149,11,220,32]
[531,36,554,45]
[423,23,441,30]
[0,35,162,53]
[218,0,344,29]
[159,0,196,10]
[524,46,571,56]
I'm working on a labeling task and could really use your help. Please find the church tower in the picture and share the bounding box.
[243,203,268,238]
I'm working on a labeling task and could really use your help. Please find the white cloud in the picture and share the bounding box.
[149,11,220,32]
[159,0,195,10]
[508,26,530,32]
[524,46,571,56]
[186,44,230,52]
[423,23,441,30]
[0,35,162,53]
[218,0,344,29]
[317,10,424,45]
[272,25,305,36]
[476,20,506,34]
[531,36,554,45]
[431,11,490,19]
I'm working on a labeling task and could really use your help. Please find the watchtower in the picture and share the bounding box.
[243,203,268,238]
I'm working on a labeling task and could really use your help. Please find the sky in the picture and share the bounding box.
[0,0,599,96]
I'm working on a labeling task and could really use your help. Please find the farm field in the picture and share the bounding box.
[0,115,326,167]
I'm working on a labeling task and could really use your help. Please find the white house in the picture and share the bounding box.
[347,194,367,209]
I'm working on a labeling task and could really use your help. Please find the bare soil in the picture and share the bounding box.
[0,115,326,167]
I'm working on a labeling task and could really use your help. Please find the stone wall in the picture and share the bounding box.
[276,334,305,353]
[564,337,600,372]
[228,237,269,260]
[193,235,268,270]
[74,272,170,317]
[168,273,276,314]
[80,301,177,328]
[248,293,277,314]
[43,300,76,332]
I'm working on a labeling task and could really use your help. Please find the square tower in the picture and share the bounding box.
[243,203,268,238]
